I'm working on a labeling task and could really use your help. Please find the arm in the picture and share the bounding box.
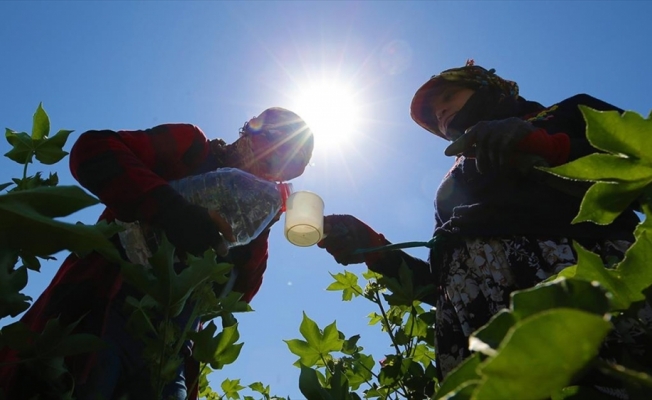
[444,94,624,173]
[70,124,230,256]
[318,215,435,305]
[69,124,211,223]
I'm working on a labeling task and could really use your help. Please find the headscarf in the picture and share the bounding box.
[410,60,521,139]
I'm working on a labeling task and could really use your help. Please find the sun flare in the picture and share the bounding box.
[292,81,360,149]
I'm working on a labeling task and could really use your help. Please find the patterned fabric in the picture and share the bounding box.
[0,124,271,399]
[434,235,651,388]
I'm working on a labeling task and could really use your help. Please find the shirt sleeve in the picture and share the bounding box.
[527,94,624,162]
[69,123,210,222]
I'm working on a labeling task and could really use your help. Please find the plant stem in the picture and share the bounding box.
[375,292,401,355]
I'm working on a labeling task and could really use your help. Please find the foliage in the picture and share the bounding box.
[0,104,287,400]
[288,107,652,400]
[2,104,651,400]
[0,104,112,398]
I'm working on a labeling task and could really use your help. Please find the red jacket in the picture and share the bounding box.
[0,124,269,398]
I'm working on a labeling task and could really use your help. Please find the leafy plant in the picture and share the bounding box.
[290,107,652,400]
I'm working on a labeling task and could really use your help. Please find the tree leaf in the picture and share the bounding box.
[472,309,612,399]
[188,321,243,370]
[0,249,31,318]
[34,130,74,165]
[581,107,652,162]
[299,364,331,400]
[31,103,50,140]
[4,129,34,164]
[564,237,652,310]
[573,181,649,225]
[545,153,652,183]
[326,271,362,301]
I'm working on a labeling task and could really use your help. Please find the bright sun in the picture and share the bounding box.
[292,81,360,149]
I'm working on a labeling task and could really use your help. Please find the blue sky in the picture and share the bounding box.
[1,1,651,397]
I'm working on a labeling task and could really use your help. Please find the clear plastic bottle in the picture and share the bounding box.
[117,168,292,266]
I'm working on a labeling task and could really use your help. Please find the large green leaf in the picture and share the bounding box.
[0,188,118,258]
[558,237,652,310]
[573,181,649,225]
[188,321,243,370]
[541,108,652,226]
[473,309,612,399]
[434,353,482,400]
[470,278,610,355]
[299,364,331,400]
[0,185,98,218]
[0,318,104,359]
[581,107,652,161]
[285,313,344,368]
[545,153,652,183]
[132,237,233,318]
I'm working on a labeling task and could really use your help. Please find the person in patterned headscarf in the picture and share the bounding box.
[0,107,314,400]
[318,60,649,397]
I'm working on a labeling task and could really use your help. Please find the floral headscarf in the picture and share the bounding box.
[410,60,519,138]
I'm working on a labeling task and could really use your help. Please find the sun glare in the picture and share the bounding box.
[292,81,360,149]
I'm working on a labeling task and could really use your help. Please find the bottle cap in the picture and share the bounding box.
[277,182,294,212]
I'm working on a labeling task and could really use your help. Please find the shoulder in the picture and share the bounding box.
[552,94,622,113]
[151,123,208,137]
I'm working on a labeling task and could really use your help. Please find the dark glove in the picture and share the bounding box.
[444,117,537,174]
[157,194,227,257]
[317,214,388,266]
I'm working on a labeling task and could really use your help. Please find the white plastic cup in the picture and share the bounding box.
[284,191,324,247]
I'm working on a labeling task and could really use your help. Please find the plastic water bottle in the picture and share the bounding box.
[117,168,292,266]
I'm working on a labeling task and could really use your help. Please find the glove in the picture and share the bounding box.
[317,214,388,266]
[444,117,535,174]
[157,193,232,257]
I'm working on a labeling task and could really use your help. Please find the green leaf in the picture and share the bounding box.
[31,103,50,140]
[34,130,74,165]
[341,334,361,356]
[4,129,34,164]
[471,277,611,355]
[362,269,383,281]
[285,338,321,367]
[221,378,246,400]
[379,263,419,306]
[472,309,612,399]
[144,237,233,317]
[248,382,271,396]
[285,313,344,368]
[435,353,481,400]
[188,321,243,370]
[326,271,362,301]
[0,186,119,258]
[299,364,331,400]
[581,106,652,161]
[573,181,649,225]
[562,237,652,310]
[545,153,652,183]
[0,248,32,318]
[344,353,374,391]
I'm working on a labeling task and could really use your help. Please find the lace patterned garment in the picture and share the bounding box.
[434,236,651,396]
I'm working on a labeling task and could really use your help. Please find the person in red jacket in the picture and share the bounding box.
[318,61,649,397]
[0,107,314,399]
